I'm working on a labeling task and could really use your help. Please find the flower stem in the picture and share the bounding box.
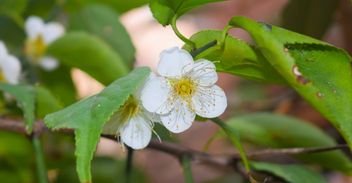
[190,39,217,58]
[210,117,250,173]
[32,137,49,183]
[218,25,235,47]
[181,155,194,183]
[171,15,196,49]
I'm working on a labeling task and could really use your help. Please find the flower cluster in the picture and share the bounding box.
[102,47,227,150]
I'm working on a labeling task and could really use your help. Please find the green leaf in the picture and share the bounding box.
[150,0,226,26]
[44,67,151,182]
[182,30,289,86]
[227,16,352,153]
[69,4,135,69]
[0,84,35,133]
[55,157,150,183]
[38,64,77,107]
[22,0,55,18]
[47,31,130,86]
[250,161,327,183]
[223,113,352,174]
[0,0,27,14]
[35,85,64,119]
[282,0,339,39]
[63,0,148,14]
[0,15,25,50]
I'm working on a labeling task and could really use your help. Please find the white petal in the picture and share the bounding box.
[0,55,21,84]
[121,117,152,149]
[38,57,59,71]
[102,111,122,135]
[141,77,173,114]
[134,71,156,98]
[25,16,45,39]
[194,85,227,118]
[160,103,195,133]
[143,106,161,123]
[0,41,8,58]
[157,47,194,77]
[42,22,65,44]
[193,59,218,86]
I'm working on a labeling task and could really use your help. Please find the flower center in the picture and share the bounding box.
[121,97,139,124]
[0,69,6,83]
[173,78,196,99]
[24,35,47,62]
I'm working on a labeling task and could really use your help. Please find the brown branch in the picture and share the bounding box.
[0,117,350,171]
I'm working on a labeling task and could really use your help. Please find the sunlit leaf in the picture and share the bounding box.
[44,67,151,182]
[227,16,352,153]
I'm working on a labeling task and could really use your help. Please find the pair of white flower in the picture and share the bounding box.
[0,16,64,85]
[102,47,227,150]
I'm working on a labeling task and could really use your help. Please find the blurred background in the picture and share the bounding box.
[1,0,352,182]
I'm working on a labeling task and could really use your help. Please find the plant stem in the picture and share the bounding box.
[32,137,49,183]
[181,155,194,183]
[218,25,234,47]
[171,15,196,49]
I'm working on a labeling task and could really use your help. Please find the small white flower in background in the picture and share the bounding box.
[102,72,161,151]
[24,16,65,71]
[0,41,21,84]
[141,47,227,133]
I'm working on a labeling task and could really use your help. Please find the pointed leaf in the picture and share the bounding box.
[250,162,327,183]
[46,31,130,86]
[0,84,35,133]
[44,67,151,182]
[228,16,352,153]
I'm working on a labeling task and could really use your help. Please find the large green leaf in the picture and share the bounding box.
[282,0,339,39]
[150,0,226,26]
[38,64,76,107]
[250,162,327,183]
[63,0,148,14]
[223,113,352,174]
[35,85,64,119]
[44,67,151,182]
[182,30,289,86]
[227,16,352,152]
[69,4,135,69]
[22,0,55,18]
[0,84,35,133]
[47,31,130,86]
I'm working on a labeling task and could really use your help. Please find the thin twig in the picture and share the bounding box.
[0,117,350,171]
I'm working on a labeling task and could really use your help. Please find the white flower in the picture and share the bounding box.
[24,16,65,71]
[0,41,21,84]
[141,47,227,133]
[102,72,161,151]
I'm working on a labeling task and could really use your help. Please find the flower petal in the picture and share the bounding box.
[38,57,59,71]
[141,77,173,114]
[25,16,45,39]
[42,22,65,44]
[143,106,161,123]
[102,111,123,135]
[194,85,227,118]
[134,72,156,98]
[0,41,8,58]
[193,59,218,86]
[157,47,194,77]
[160,102,195,133]
[121,116,152,149]
[0,55,21,84]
